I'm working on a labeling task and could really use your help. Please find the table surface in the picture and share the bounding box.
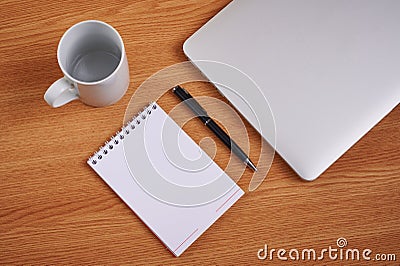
[1,1,399,265]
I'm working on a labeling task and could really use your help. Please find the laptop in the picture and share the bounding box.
[183,0,400,181]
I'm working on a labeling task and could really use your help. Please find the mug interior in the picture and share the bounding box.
[58,21,123,83]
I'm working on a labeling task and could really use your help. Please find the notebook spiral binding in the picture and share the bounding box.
[88,102,157,165]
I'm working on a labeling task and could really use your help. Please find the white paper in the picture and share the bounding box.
[88,103,243,256]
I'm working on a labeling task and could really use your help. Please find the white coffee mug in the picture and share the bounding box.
[44,20,129,107]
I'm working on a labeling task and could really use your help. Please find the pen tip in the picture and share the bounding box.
[247,159,258,172]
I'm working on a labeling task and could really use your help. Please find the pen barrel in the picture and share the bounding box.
[172,85,253,168]
[172,86,208,117]
[205,120,248,162]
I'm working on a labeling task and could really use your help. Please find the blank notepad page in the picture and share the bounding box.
[88,102,243,256]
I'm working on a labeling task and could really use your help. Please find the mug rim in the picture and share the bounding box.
[57,20,126,86]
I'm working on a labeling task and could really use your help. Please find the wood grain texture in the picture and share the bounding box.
[0,1,399,265]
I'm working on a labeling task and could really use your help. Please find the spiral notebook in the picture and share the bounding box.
[87,102,244,256]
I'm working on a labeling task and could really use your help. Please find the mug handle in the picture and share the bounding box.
[44,77,79,108]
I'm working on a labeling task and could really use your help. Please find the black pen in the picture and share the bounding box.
[172,85,257,172]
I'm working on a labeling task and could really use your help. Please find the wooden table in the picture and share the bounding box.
[1,1,399,264]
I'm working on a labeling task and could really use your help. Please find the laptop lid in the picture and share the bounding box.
[183,0,400,180]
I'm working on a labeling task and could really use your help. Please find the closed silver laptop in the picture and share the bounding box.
[183,0,400,180]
